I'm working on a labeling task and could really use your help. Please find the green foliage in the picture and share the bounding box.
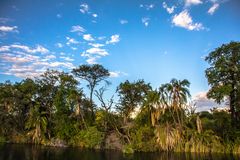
[0,136,6,143]
[53,114,77,141]
[72,64,110,121]
[130,126,157,152]
[25,104,48,144]
[154,123,181,151]
[70,127,104,148]
[122,144,134,154]
[116,79,151,123]
[205,41,240,126]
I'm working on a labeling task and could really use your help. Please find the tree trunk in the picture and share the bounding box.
[230,90,236,127]
[89,87,94,122]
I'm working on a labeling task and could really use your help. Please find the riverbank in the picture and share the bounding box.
[1,128,240,155]
[1,143,240,160]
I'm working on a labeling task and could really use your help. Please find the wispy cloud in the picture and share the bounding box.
[86,56,99,64]
[70,25,86,33]
[66,37,79,45]
[0,18,12,24]
[142,17,150,27]
[106,34,120,44]
[0,44,49,54]
[162,2,176,14]
[79,3,98,18]
[85,47,108,56]
[120,19,128,24]
[81,47,108,64]
[55,43,63,48]
[88,43,105,47]
[0,26,18,33]
[185,0,202,6]
[83,34,94,41]
[140,4,155,10]
[60,56,74,61]
[80,3,89,14]
[208,3,220,15]
[0,44,74,78]
[172,10,204,31]
[109,71,128,78]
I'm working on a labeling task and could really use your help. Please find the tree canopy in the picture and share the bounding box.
[205,41,240,127]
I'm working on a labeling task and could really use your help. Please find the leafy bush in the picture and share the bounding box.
[0,136,6,143]
[131,126,157,152]
[70,127,104,148]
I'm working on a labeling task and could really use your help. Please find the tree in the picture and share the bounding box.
[159,79,190,127]
[116,80,151,124]
[142,90,160,126]
[72,64,110,121]
[25,103,47,144]
[205,41,240,127]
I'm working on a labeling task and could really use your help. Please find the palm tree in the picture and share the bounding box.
[142,90,160,126]
[166,79,191,127]
[25,103,47,144]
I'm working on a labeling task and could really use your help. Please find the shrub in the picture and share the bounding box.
[70,127,104,148]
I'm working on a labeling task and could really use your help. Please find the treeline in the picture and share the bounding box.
[0,42,240,153]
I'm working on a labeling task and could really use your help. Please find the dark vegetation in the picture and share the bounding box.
[0,42,240,153]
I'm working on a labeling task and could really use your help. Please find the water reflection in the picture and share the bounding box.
[0,144,239,160]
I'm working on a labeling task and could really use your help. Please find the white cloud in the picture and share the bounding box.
[45,55,56,60]
[0,46,10,52]
[0,26,18,32]
[85,47,108,56]
[142,17,150,27]
[120,19,128,24]
[172,10,204,31]
[88,43,105,47]
[92,13,98,18]
[140,4,155,10]
[208,3,220,15]
[70,25,86,33]
[162,2,176,14]
[66,37,79,45]
[80,3,89,14]
[86,56,99,64]
[109,71,128,78]
[55,43,63,48]
[106,34,120,44]
[60,52,65,55]
[71,47,77,50]
[0,44,49,54]
[0,44,75,78]
[0,18,12,24]
[98,36,106,40]
[185,0,202,6]
[83,34,94,41]
[60,56,74,61]
[0,53,39,63]
[193,91,226,112]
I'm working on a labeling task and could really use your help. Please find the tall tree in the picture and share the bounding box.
[159,79,190,127]
[72,64,110,121]
[116,79,151,124]
[205,41,240,127]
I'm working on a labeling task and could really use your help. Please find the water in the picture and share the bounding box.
[0,144,239,160]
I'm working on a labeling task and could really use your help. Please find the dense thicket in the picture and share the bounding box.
[0,42,240,154]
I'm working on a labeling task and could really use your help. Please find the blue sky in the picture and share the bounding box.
[0,0,240,110]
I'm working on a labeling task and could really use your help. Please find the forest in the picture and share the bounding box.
[0,42,240,154]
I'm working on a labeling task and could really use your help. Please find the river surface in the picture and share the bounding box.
[0,144,239,160]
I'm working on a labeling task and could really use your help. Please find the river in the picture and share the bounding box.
[0,144,239,160]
